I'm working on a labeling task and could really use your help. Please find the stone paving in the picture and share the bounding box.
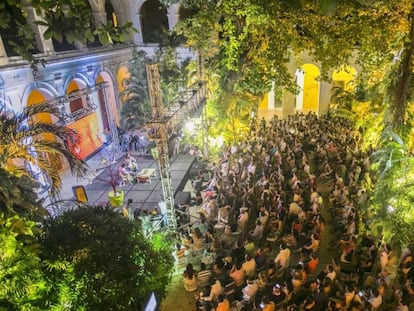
[48,143,196,214]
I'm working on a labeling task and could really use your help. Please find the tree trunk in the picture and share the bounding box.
[387,4,414,131]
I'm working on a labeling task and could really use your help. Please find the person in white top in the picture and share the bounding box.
[274,243,291,270]
[242,254,256,278]
[368,287,382,309]
[242,278,258,303]
[203,279,224,302]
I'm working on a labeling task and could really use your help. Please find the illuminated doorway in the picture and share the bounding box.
[65,79,103,160]
[295,64,320,114]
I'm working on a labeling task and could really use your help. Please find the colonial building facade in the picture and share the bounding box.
[0,0,194,173]
[0,0,359,174]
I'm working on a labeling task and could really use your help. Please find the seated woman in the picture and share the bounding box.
[291,263,307,291]
[124,152,138,172]
[301,233,320,257]
[118,163,136,185]
[191,227,205,255]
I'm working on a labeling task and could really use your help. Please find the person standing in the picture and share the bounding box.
[158,197,168,227]
[183,263,198,305]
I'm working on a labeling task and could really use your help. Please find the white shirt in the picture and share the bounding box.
[242,281,258,302]
[274,248,291,269]
[158,201,167,215]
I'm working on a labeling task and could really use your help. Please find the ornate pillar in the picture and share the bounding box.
[22,5,55,55]
[0,36,7,66]
[319,81,331,116]
[282,91,296,119]
[166,3,180,31]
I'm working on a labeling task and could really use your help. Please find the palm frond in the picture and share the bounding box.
[0,104,87,198]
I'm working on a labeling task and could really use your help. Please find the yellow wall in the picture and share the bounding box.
[66,80,80,94]
[332,66,356,91]
[259,93,268,109]
[27,90,54,145]
[27,89,52,124]
[117,66,130,103]
[302,64,320,111]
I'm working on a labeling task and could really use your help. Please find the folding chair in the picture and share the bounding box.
[224,281,236,301]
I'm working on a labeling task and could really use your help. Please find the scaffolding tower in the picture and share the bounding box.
[145,64,177,231]
[145,64,207,231]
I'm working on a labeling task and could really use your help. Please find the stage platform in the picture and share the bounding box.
[77,154,197,212]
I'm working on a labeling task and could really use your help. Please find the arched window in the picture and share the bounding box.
[140,0,168,44]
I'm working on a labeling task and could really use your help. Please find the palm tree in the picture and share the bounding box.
[0,103,86,199]
[120,50,152,131]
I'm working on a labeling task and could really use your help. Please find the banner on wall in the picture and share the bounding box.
[67,112,103,160]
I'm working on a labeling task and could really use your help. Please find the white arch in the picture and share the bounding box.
[63,73,89,91]
[21,81,59,108]
[96,69,120,127]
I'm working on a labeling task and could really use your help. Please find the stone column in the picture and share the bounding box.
[119,0,144,45]
[319,81,331,116]
[0,36,8,66]
[22,5,55,56]
[268,84,275,109]
[282,91,296,119]
[167,3,180,30]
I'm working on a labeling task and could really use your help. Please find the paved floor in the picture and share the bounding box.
[45,144,197,215]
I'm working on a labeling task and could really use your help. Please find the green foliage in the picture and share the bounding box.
[1,0,136,62]
[120,48,192,130]
[120,50,152,130]
[41,206,174,310]
[209,91,256,143]
[0,103,87,199]
[0,168,46,219]
[155,47,192,104]
[96,21,137,46]
[0,215,46,310]
[368,126,414,250]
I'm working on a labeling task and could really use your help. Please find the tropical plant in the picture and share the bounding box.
[0,215,47,310]
[209,91,255,143]
[40,206,175,310]
[120,48,193,131]
[120,50,152,131]
[0,0,136,63]
[154,46,192,104]
[0,167,46,219]
[368,127,414,250]
[0,103,86,199]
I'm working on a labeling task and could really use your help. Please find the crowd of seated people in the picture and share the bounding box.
[175,113,414,311]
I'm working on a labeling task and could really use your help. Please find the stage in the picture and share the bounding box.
[82,154,197,212]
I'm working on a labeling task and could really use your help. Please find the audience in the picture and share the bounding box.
[175,113,411,310]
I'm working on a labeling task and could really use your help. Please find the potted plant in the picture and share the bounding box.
[97,155,124,208]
